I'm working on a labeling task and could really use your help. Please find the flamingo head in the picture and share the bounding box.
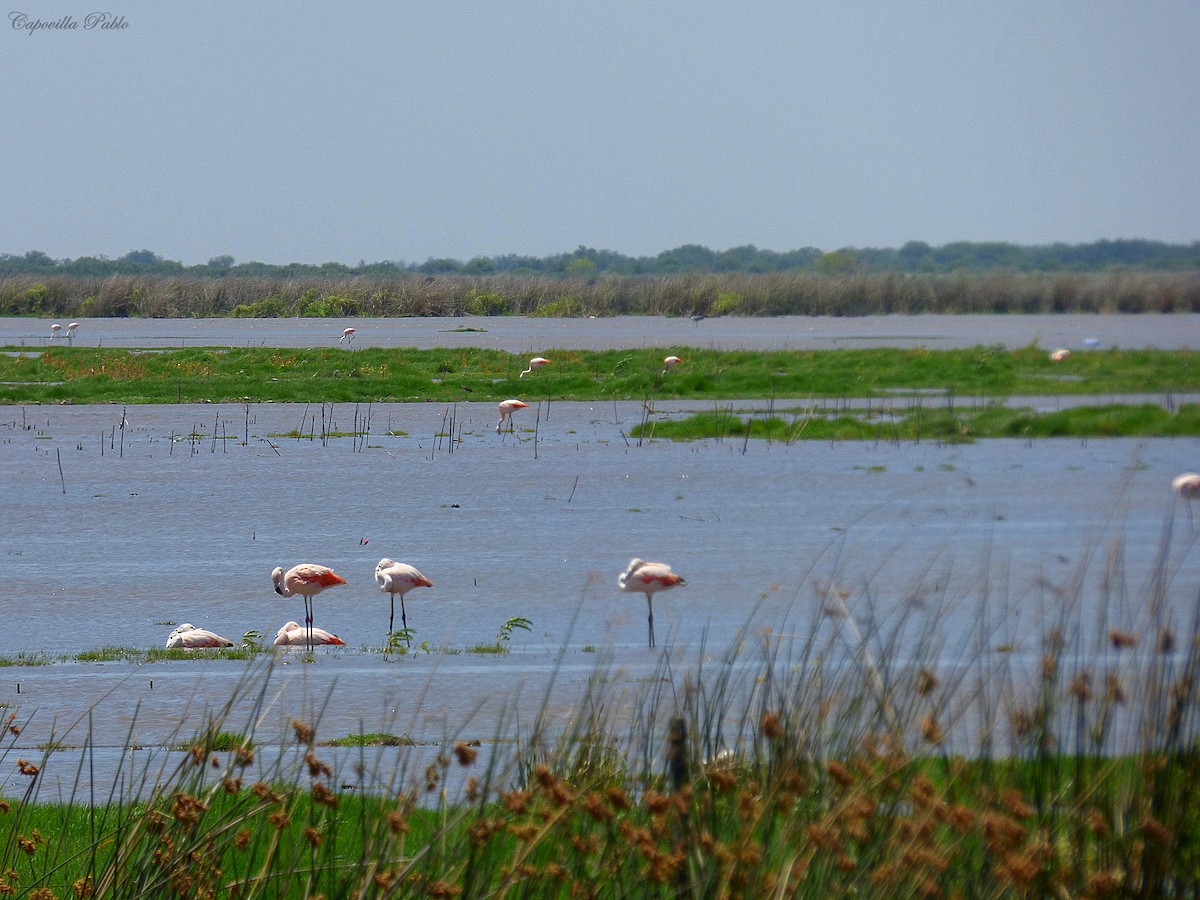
[271,566,286,595]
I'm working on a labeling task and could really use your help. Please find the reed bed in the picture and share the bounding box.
[4,513,1200,897]
[3,270,1200,319]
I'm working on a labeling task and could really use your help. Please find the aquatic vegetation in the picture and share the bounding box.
[2,345,1200,405]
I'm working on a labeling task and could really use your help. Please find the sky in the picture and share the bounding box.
[2,1,1198,266]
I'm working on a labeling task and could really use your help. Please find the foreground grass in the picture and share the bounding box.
[2,344,1199,405]
[6,515,1200,896]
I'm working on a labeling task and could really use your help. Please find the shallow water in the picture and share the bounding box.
[7,311,1200,351]
[4,314,1200,797]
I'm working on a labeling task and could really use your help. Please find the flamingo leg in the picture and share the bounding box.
[305,597,314,650]
[647,596,655,648]
[400,595,410,644]
[389,593,396,636]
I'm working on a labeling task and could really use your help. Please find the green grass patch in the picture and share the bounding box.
[320,732,419,747]
[634,402,1200,443]
[1,344,1198,404]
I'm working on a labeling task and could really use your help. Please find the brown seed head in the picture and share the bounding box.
[291,719,315,745]
[453,741,478,766]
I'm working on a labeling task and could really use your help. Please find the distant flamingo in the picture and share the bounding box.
[66,322,79,343]
[165,624,234,649]
[618,558,686,648]
[1050,348,1071,361]
[339,327,357,347]
[49,323,62,341]
[375,558,434,637]
[273,620,345,647]
[497,399,529,434]
[520,357,551,377]
[662,355,683,375]
[271,564,348,650]
[1174,473,1200,527]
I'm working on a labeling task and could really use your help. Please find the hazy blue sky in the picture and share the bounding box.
[3,2,1198,265]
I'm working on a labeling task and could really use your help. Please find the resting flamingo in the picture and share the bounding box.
[271,564,348,650]
[618,558,686,648]
[497,399,528,434]
[273,620,345,647]
[1174,473,1200,528]
[375,558,434,637]
[165,624,234,649]
[1049,348,1071,361]
[662,355,683,375]
[520,357,551,377]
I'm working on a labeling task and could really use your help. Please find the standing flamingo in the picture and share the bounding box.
[662,355,683,375]
[339,327,357,347]
[273,620,345,647]
[50,323,62,341]
[165,624,234,649]
[497,399,529,434]
[1174,473,1200,528]
[271,564,348,650]
[618,558,687,648]
[66,322,80,343]
[375,558,433,638]
[520,357,551,377]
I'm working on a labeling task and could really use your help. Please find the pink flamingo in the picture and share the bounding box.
[271,564,348,650]
[497,399,529,434]
[375,558,434,636]
[165,624,234,649]
[1049,348,1071,361]
[618,558,687,648]
[66,322,80,342]
[1174,473,1200,527]
[273,620,345,647]
[520,357,551,377]
[662,355,683,375]
[339,327,357,346]
[49,323,62,341]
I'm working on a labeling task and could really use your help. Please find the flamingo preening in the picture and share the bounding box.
[165,624,234,649]
[273,620,345,647]
[520,357,551,377]
[271,564,348,650]
[618,558,686,648]
[375,558,433,637]
[497,399,529,434]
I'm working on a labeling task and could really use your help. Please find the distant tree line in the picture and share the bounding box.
[2,238,1199,280]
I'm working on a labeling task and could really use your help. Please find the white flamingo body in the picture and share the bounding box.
[1050,348,1071,361]
[520,357,551,377]
[497,399,529,433]
[166,624,233,649]
[273,620,345,647]
[375,558,433,636]
[662,355,683,375]
[50,323,62,341]
[1174,473,1200,527]
[339,327,356,346]
[618,558,686,648]
[271,564,347,650]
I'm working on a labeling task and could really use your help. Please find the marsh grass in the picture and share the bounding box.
[3,345,1200,406]
[636,402,1200,444]
[5,517,1200,896]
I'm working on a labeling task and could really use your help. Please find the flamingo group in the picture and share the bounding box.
[271,563,348,650]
